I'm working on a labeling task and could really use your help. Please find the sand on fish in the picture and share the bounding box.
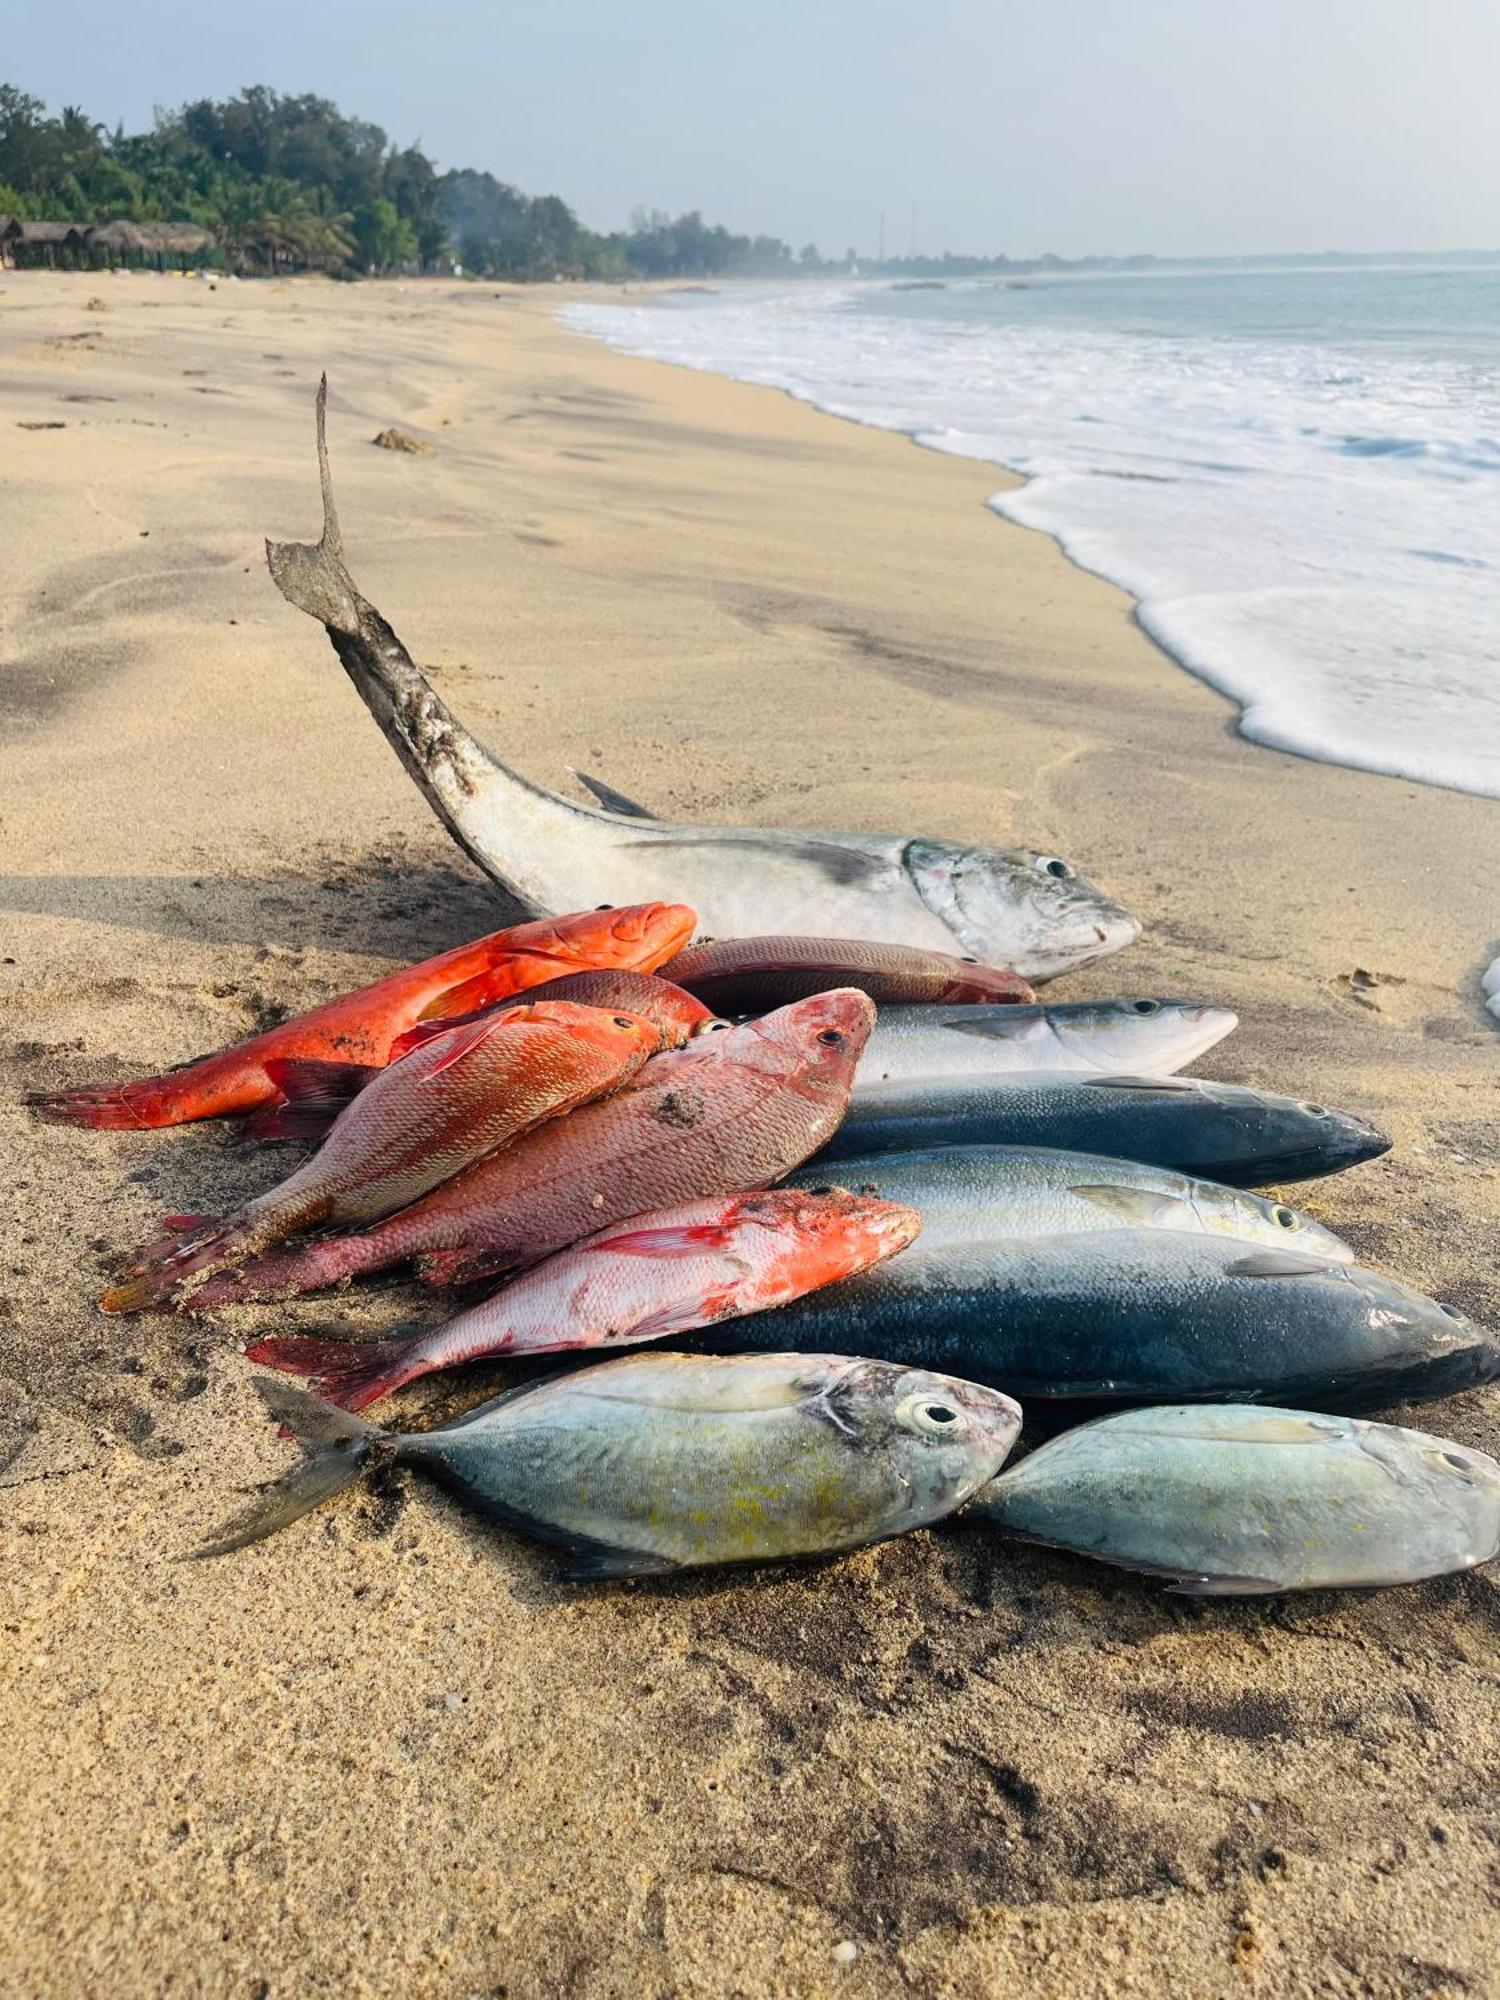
[1,269,1497,1998]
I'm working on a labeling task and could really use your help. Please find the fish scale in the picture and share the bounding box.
[174,989,876,1307]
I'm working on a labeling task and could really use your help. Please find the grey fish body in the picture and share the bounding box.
[201,1358,1022,1576]
[973,1405,1500,1594]
[819,1073,1390,1186]
[715,1232,1497,1415]
[264,385,1139,982]
[785,1146,1354,1259]
[856,1000,1237,1090]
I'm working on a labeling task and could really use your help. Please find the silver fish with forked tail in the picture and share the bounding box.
[199,1358,1023,1578]
[263,382,1140,983]
[973,1405,1500,1594]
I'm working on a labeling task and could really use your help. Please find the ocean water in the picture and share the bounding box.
[567,266,1500,800]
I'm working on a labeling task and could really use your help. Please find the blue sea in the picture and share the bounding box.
[567,264,1500,802]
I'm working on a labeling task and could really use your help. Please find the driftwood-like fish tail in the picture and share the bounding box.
[265,377,513,884]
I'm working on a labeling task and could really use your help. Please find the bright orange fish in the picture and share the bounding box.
[31,902,694,1130]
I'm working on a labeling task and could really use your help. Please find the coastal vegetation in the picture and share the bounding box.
[0,82,817,279]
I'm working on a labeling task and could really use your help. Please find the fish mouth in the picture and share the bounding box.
[1169,1005,1240,1069]
[1024,903,1142,984]
[1224,1120,1393,1188]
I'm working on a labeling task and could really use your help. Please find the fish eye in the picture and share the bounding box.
[1275,1207,1298,1229]
[897,1392,968,1439]
[1301,1103,1328,1117]
[1442,1451,1471,1470]
[595,903,614,911]
[817,1029,845,1048]
[1131,999,1160,1015]
[1439,1302,1465,1319]
[1035,856,1073,881]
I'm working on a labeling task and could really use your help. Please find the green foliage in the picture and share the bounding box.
[0,79,823,281]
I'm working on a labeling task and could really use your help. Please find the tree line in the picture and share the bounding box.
[0,83,831,280]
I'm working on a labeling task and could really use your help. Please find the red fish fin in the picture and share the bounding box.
[28,1077,180,1130]
[244,1334,419,1413]
[414,1013,514,1081]
[590,1222,737,1258]
[262,1057,377,1103]
[418,969,505,1020]
[239,1098,346,1145]
[387,1010,487,1062]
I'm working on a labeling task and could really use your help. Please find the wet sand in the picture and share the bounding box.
[1,269,1497,1997]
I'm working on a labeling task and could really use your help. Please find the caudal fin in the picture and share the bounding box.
[193,1379,386,1557]
[28,1076,187,1130]
[245,1333,422,1413]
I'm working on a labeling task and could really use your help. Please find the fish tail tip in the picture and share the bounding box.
[98,1276,160,1315]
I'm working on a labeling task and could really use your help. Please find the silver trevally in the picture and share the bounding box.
[972,1404,1500,1595]
[785,1146,1354,1259]
[856,999,1237,1091]
[200,1357,1022,1577]
[264,384,1140,982]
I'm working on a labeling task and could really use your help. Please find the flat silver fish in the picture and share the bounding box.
[199,1358,1023,1577]
[855,998,1236,1090]
[973,1404,1500,1594]
[264,383,1140,982]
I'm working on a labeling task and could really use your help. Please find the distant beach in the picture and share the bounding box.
[3,269,1498,1995]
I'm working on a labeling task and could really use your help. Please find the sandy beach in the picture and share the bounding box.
[2,270,1497,1997]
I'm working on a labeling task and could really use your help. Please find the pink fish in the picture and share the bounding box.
[100,1001,661,1312]
[246,1185,922,1411]
[171,989,876,1308]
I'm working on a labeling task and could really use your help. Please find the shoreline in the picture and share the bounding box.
[562,281,1500,802]
[3,271,1498,1996]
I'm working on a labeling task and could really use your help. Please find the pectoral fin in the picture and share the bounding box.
[569,769,660,820]
[1225,1250,1343,1279]
[1068,1184,1192,1227]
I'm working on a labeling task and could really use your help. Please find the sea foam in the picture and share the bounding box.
[566,275,1500,801]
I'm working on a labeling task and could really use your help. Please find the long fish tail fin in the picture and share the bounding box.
[264,378,515,887]
[244,1333,424,1414]
[264,375,363,636]
[192,1379,388,1558]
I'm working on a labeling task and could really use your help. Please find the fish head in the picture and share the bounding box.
[824,1360,1023,1525]
[1233,1191,1355,1262]
[737,1186,924,1284]
[755,988,877,1085]
[905,839,1140,983]
[1050,997,1238,1072]
[561,901,698,973]
[518,999,667,1065]
[1406,1434,1500,1557]
[938,962,1038,1004]
[1254,1093,1393,1180]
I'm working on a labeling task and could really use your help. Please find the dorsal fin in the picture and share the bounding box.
[568,768,660,819]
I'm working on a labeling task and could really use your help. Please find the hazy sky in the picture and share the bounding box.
[4,0,1497,258]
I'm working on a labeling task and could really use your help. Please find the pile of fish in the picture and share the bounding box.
[32,383,1500,1598]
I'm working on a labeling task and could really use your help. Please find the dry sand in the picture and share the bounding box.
[1,269,1496,1998]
